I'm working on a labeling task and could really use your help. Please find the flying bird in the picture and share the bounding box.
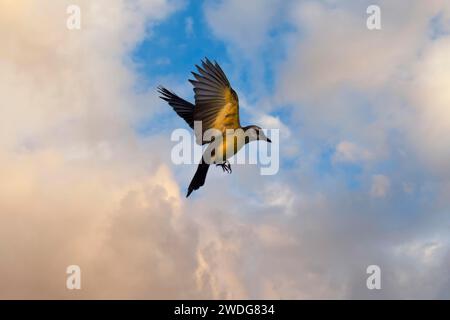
[158,58,271,197]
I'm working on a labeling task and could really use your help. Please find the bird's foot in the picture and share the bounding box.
[216,161,232,174]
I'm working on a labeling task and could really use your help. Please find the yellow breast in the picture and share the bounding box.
[213,132,246,163]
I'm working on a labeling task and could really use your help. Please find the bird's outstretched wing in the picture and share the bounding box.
[189,58,240,144]
[157,86,195,129]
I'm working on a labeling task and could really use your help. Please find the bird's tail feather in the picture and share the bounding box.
[186,158,210,197]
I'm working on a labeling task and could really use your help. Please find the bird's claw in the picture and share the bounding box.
[216,161,232,174]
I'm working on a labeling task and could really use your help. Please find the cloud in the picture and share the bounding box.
[270,0,450,298]
[333,141,373,164]
[278,1,443,99]
[403,37,450,174]
[1,0,450,300]
[275,1,448,149]
[202,0,288,97]
[0,0,181,298]
[370,174,390,198]
[204,0,282,54]
[185,16,194,37]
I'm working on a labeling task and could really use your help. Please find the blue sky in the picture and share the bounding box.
[132,1,228,83]
[131,0,295,135]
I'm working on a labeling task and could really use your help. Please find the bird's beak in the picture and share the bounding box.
[266,137,272,143]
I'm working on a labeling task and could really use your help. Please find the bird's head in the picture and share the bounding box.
[244,125,272,143]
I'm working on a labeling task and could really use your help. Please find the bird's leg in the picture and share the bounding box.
[224,160,232,173]
[216,160,232,174]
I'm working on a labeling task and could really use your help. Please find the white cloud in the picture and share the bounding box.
[185,16,194,37]
[0,0,181,298]
[403,37,450,174]
[278,1,443,100]
[204,0,282,54]
[333,141,373,164]
[2,0,450,300]
[275,1,448,156]
[370,175,390,198]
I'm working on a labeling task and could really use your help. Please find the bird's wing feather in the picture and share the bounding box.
[189,58,240,144]
[157,86,195,129]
